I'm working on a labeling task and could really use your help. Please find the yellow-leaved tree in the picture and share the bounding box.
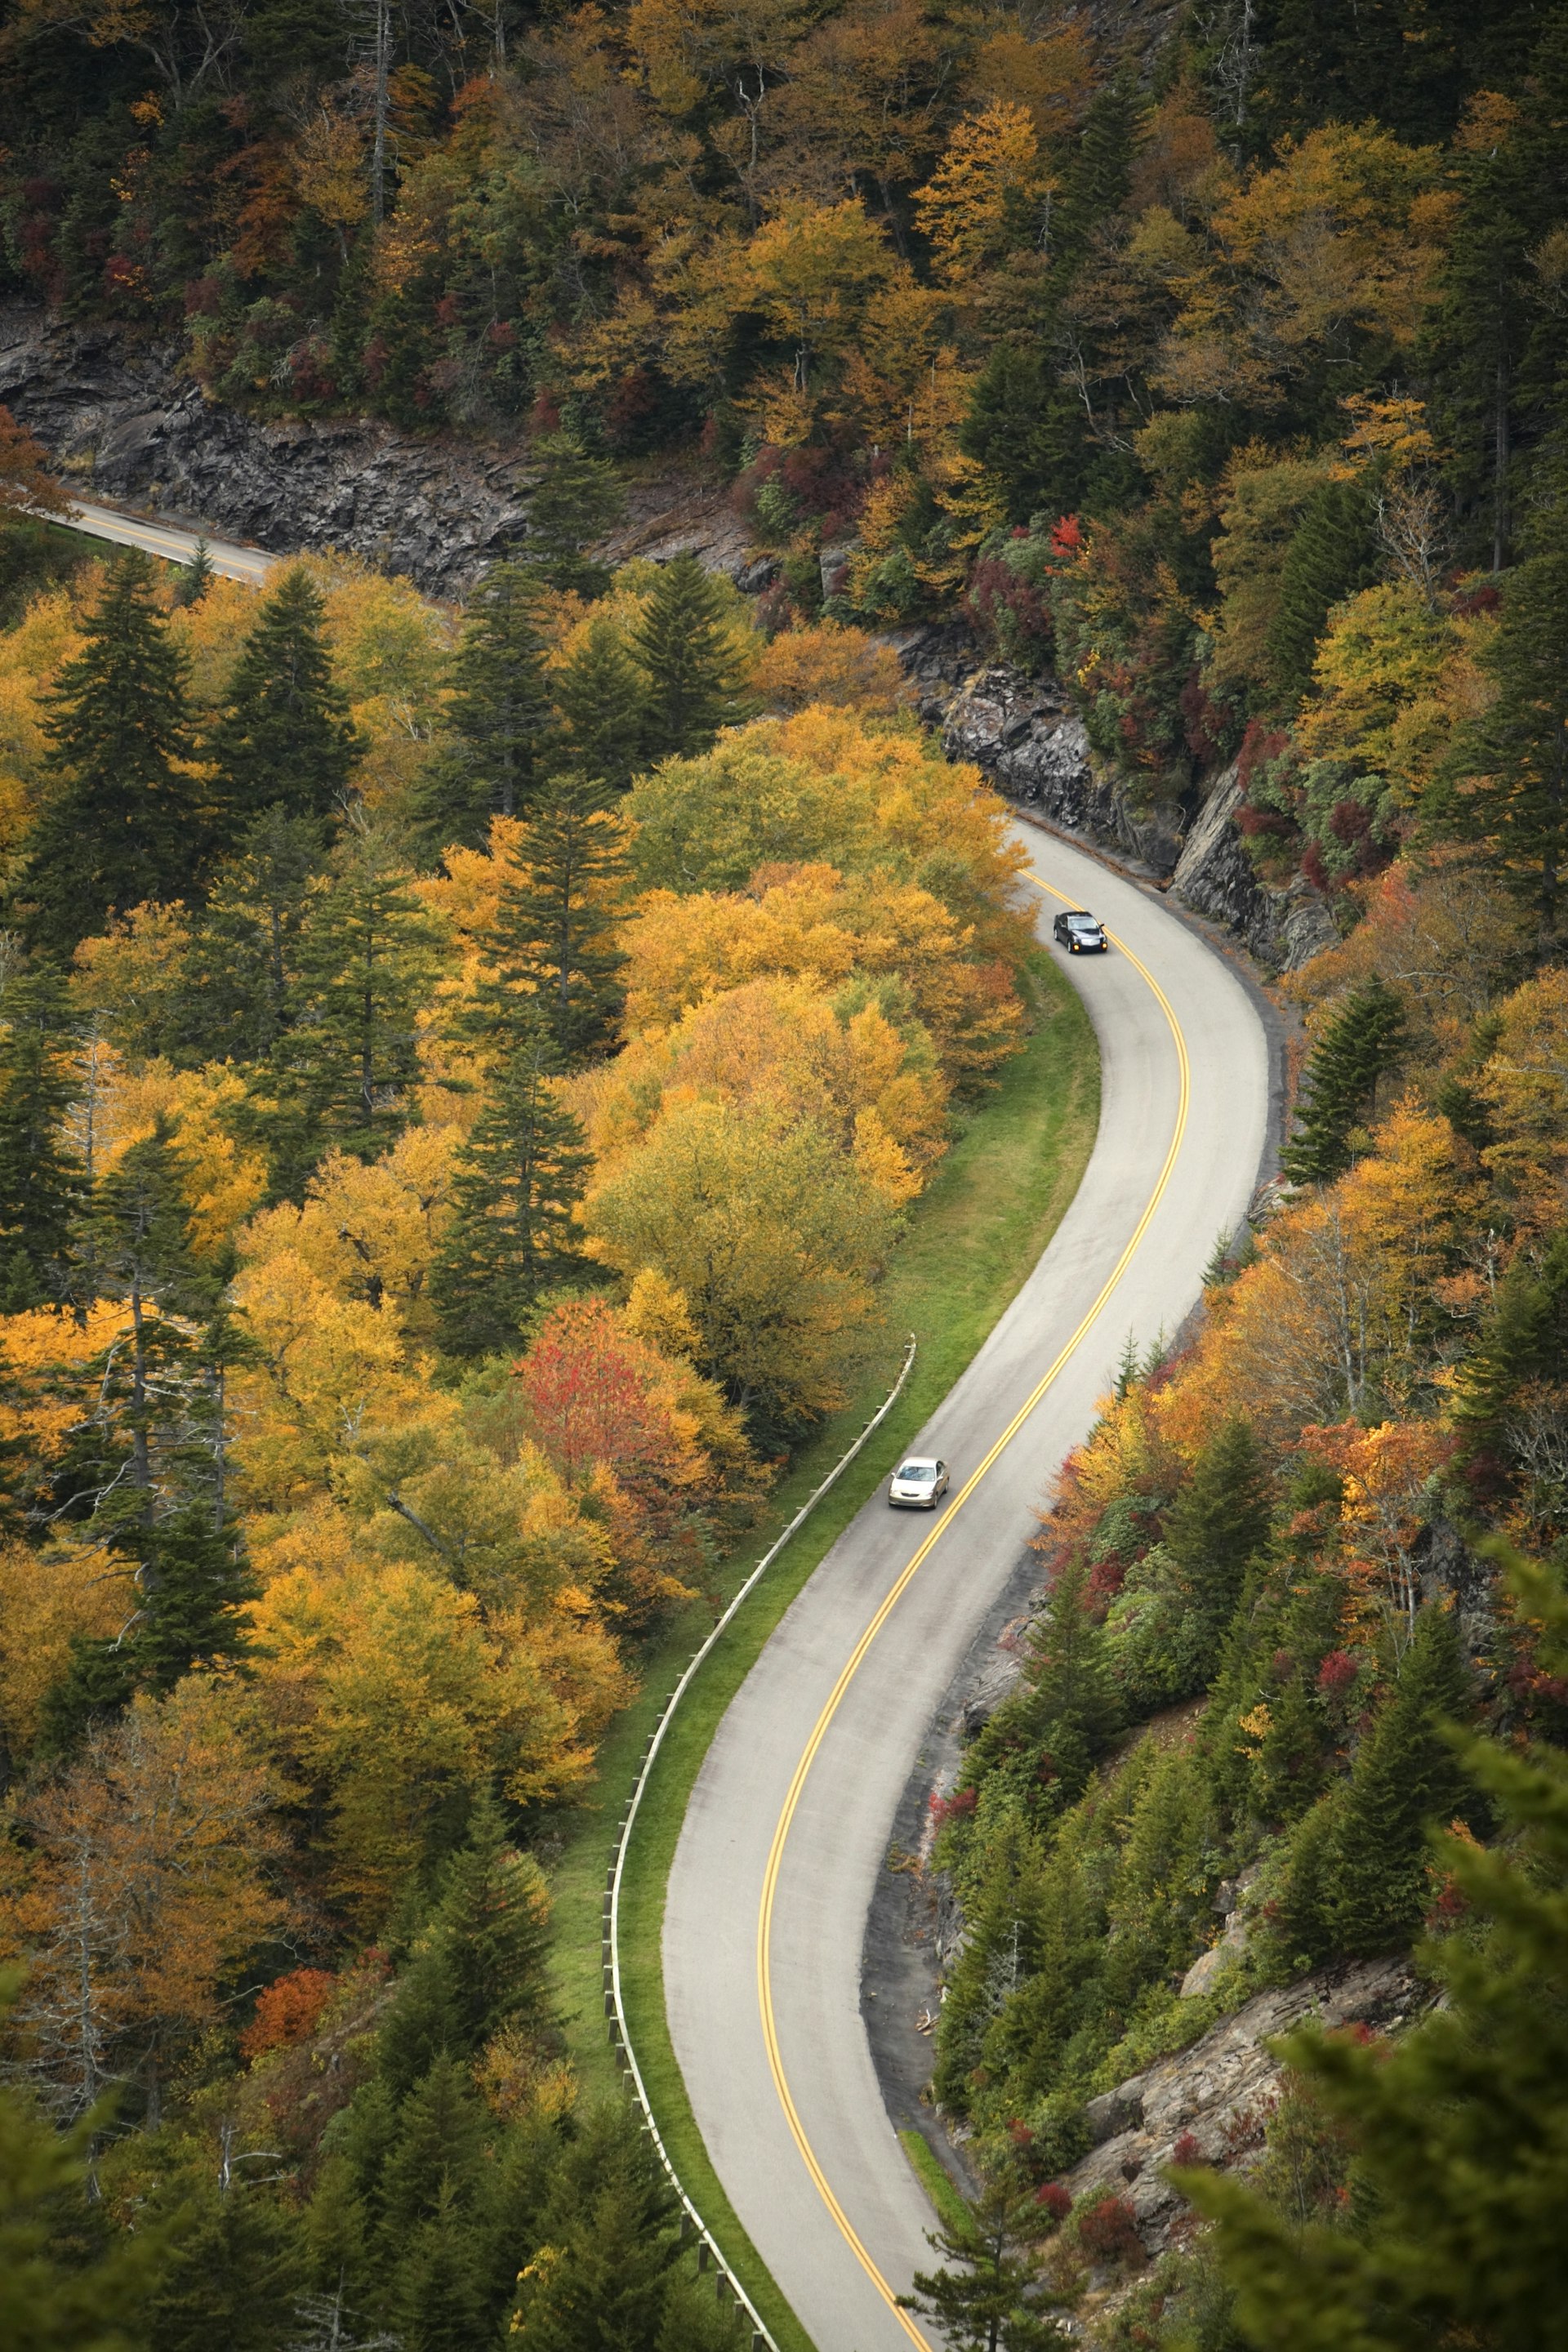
[585,1092,897,1424]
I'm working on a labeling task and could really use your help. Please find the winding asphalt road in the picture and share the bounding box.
[663,826,1273,2352]
[60,497,280,585]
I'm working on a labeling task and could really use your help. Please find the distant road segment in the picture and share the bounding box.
[61,499,281,586]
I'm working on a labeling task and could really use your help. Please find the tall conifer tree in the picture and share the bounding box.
[431,1023,590,1357]
[472,776,628,1066]
[0,964,84,1310]
[1439,460,1568,952]
[416,561,555,851]
[524,433,627,595]
[179,809,324,1066]
[1281,978,1408,1184]
[631,555,754,762]
[208,565,363,833]
[1265,480,1379,706]
[24,550,198,953]
[265,826,448,1185]
[44,1124,254,1744]
[551,615,647,791]
[1165,1416,1273,1644]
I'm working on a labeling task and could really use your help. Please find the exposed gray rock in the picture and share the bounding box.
[1170,766,1339,973]
[941,668,1185,876]
[1177,1862,1267,2002]
[880,634,1338,973]
[595,469,762,582]
[0,305,541,599]
[1083,2082,1147,2146]
[1062,1956,1420,2254]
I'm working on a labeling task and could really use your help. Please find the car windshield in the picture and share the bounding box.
[896,1462,937,1481]
[1068,915,1099,929]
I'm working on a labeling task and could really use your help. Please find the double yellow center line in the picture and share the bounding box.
[755,875,1192,2345]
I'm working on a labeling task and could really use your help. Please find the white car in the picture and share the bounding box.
[888,1457,950,1510]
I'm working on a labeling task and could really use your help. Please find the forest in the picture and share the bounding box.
[2,0,1568,2345]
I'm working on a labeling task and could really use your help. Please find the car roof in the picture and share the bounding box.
[898,1457,939,1470]
[1064,910,1100,924]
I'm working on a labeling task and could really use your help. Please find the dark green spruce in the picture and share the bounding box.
[22,550,200,954]
[431,1022,590,1358]
[1281,978,1408,1184]
[208,564,363,835]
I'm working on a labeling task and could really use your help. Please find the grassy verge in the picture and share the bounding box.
[898,2131,970,2238]
[544,950,1098,2348]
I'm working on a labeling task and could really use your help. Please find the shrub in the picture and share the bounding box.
[1075,2192,1143,2265]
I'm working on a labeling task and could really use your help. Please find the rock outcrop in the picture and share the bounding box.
[884,625,1337,973]
[1063,1955,1421,2256]
[0,305,542,599]
[941,667,1186,878]
[0,304,777,600]
[1168,765,1339,971]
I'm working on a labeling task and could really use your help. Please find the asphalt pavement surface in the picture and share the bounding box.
[62,498,280,585]
[663,826,1273,2352]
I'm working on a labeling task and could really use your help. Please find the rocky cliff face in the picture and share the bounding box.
[889,621,1338,976]
[0,305,761,599]
[1063,1954,1421,2259]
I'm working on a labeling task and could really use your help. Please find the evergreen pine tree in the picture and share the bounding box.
[974,1553,1120,1815]
[173,535,215,608]
[178,809,324,1066]
[0,964,84,1310]
[1184,1546,1568,2351]
[44,1125,253,1740]
[0,2034,164,2345]
[23,550,199,954]
[1253,1668,1330,1826]
[960,346,1061,528]
[471,775,628,1066]
[1454,1226,1568,1487]
[1280,978,1408,1184]
[631,555,755,762]
[508,2107,682,2352]
[1438,460,1568,953]
[1317,1607,1474,1960]
[141,2176,305,2352]
[1165,1417,1273,1647]
[385,2180,490,2352]
[429,1791,554,2048]
[414,561,555,852]
[430,1023,590,1357]
[208,565,363,835]
[524,433,628,595]
[265,826,448,1186]
[1050,75,1145,280]
[1422,99,1540,572]
[551,614,648,791]
[375,1940,467,2107]
[1264,480,1379,706]
[899,2170,1070,2351]
[376,1794,555,2091]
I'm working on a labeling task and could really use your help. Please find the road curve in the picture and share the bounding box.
[60,498,281,586]
[662,825,1272,2352]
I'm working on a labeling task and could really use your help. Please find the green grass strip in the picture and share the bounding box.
[898,2130,970,2240]
[545,951,1098,2349]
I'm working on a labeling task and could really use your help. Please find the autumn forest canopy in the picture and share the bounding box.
[3,0,1568,2348]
